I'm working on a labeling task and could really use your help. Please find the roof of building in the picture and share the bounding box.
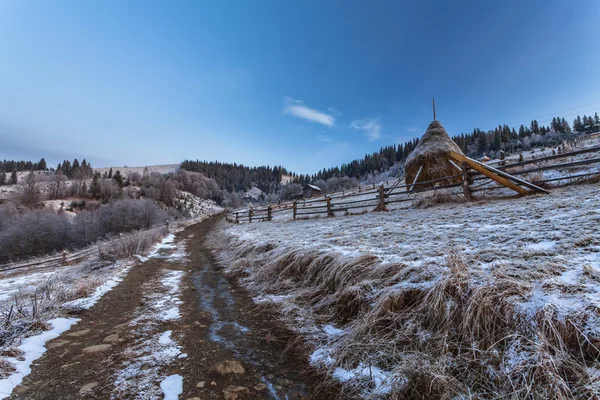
[303,184,322,191]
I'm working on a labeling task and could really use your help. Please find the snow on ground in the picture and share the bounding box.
[228,184,600,277]
[160,374,183,400]
[0,229,178,399]
[113,241,187,398]
[0,318,80,399]
[222,182,600,397]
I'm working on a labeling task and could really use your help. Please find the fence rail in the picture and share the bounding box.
[226,144,600,223]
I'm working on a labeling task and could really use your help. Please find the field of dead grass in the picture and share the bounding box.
[215,183,600,399]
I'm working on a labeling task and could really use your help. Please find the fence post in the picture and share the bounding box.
[327,196,333,217]
[267,205,272,221]
[62,250,67,265]
[461,162,473,201]
[235,212,239,224]
[293,201,297,220]
[375,185,387,211]
[248,208,253,223]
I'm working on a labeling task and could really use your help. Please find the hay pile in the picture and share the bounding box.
[404,121,464,189]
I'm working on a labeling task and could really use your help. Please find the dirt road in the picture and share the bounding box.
[9,217,336,399]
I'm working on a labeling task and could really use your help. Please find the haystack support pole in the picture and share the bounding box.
[408,165,423,191]
[449,151,528,195]
[449,151,549,195]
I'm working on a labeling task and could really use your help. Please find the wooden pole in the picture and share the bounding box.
[293,201,297,220]
[326,196,333,217]
[235,212,239,224]
[248,208,253,223]
[408,165,423,191]
[432,98,436,121]
[449,151,529,195]
[267,205,272,221]
[375,184,387,211]
[461,162,473,201]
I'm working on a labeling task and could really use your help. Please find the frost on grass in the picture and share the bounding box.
[0,318,79,399]
[62,262,133,311]
[216,184,600,398]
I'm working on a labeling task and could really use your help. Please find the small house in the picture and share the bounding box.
[302,184,322,199]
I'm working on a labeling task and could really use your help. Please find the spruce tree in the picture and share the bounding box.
[10,169,17,185]
[108,167,113,179]
[90,172,101,199]
[112,170,123,188]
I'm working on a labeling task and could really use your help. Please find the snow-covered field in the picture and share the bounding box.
[218,182,600,398]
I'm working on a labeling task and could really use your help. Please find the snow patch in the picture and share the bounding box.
[160,374,183,400]
[0,318,80,399]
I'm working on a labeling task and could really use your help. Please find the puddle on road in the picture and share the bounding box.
[192,267,306,400]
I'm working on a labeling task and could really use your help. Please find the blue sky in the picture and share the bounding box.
[1,0,599,174]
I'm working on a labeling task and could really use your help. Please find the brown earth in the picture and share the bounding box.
[9,216,339,399]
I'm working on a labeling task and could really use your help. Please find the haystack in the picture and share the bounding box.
[404,120,464,189]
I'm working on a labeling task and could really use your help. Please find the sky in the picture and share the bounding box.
[1,0,599,174]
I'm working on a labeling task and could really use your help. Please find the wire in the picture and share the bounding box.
[506,100,600,128]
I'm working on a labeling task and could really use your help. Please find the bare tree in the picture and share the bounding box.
[19,171,41,208]
[49,171,68,199]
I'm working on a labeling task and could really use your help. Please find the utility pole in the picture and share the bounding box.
[432,98,437,121]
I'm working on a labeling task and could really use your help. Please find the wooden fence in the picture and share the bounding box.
[226,144,600,223]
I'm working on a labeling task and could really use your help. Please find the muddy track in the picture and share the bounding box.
[9,216,338,399]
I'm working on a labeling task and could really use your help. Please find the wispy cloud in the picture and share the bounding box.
[327,106,341,117]
[283,97,335,127]
[350,118,381,141]
[317,134,332,143]
[407,127,418,133]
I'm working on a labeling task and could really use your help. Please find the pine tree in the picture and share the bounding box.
[38,158,47,170]
[108,168,113,179]
[595,112,600,125]
[10,169,17,185]
[0,171,5,185]
[112,170,123,188]
[90,172,101,199]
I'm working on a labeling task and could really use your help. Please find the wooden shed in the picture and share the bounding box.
[302,184,322,199]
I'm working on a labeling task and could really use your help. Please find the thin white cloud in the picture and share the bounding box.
[407,127,418,133]
[317,134,332,143]
[328,106,341,117]
[283,97,335,127]
[350,118,381,141]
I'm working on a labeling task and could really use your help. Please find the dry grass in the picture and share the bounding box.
[0,280,73,349]
[98,226,167,261]
[412,190,464,208]
[215,229,600,399]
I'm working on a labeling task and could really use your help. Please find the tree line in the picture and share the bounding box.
[310,111,600,183]
[179,160,290,194]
